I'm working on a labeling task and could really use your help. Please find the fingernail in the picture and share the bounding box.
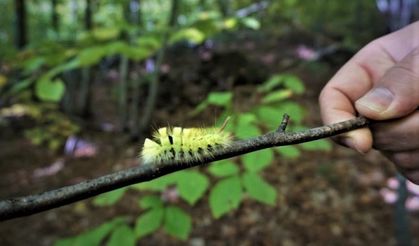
[356,87,394,113]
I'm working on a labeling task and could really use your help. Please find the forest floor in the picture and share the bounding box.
[0,30,418,246]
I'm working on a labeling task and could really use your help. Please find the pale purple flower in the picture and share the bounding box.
[387,177,399,189]
[65,136,97,158]
[380,187,398,204]
[380,176,419,212]
[295,45,319,61]
[406,196,419,211]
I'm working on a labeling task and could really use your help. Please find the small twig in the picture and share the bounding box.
[0,115,369,221]
[277,113,290,132]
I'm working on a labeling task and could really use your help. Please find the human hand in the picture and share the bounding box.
[319,22,419,184]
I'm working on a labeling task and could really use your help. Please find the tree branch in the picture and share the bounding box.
[0,115,369,221]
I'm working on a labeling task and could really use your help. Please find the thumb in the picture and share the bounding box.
[355,48,419,120]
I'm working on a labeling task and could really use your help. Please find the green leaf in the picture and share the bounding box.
[132,172,178,191]
[207,91,233,107]
[241,149,274,172]
[300,139,332,151]
[256,106,284,128]
[53,239,73,246]
[136,35,162,51]
[209,175,242,218]
[223,18,238,29]
[241,17,261,29]
[234,113,261,139]
[93,188,126,207]
[262,90,293,104]
[123,46,152,61]
[54,218,125,246]
[35,78,65,102]
[258,74,305,95]
[138,195,163,209]
[236,112,256,124]
[8,78,34,95]
[258,74,283,93]
[275,146,301,159]
[104,41,127,54]
[290,125,307,132]
[163,206,192,240]
[277,102,305,124]
[191,13,221,36]
[135,207,164,239]
[190,91,232,116]
[242,172,277,205]
[107,225,135,246]
[77,46,107,66]
[170,28,206,44]
[43,59,79,79]
[92,27,120,41]
[189,101,209,116]
[208,160,239,177]
[283,75,305,94]
[176,171,209,205]
[22,57,45,74]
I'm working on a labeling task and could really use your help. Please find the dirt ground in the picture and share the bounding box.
[1,31,418,246]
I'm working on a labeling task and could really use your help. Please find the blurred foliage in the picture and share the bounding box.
[0,103,79,151]
[0,0,262,154]
[56,73,333,243]
[0,0,387,244]
[266,0,385,48]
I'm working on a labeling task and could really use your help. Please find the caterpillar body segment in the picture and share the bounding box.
[141,126,232,164]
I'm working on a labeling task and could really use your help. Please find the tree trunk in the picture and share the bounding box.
[216,0,231,17]
[85,0,93,30]
[51,0,59,34]
[134,0,143,26]
[124,0,143,26]
[78,67,92,117]
[15,0,27,49]
[169,0,180,26]
[119,56,129,131]
[138,0,180,135]
[199,0,208,11]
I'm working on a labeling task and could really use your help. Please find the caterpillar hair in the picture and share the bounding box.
[141,118,232,164]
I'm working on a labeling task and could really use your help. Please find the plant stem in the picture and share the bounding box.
[0,116,369,221]
[118,56,129,130]
[139,0,179,134]
[79,67,91,117]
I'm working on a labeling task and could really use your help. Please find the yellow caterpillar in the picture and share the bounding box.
[141,123,232,164]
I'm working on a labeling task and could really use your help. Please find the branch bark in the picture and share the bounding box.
[0,115,369,221]
[15,0,27,49]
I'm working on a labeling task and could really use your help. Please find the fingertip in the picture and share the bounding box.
[336,128,373,154]
[348,128,373,154]
[322,113,373,154]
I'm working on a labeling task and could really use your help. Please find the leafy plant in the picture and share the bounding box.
[54,217,127,246]
[0,103,79,151]
[198,73,332,218]
[209,175,242,218]
[135,195,192,240]
[93,188,128,207]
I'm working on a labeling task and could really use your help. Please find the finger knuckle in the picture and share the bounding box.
[372,132,393,150]
[392,152,419,169]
